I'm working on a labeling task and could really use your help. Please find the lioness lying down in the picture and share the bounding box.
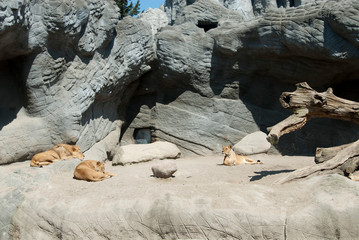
[73,160,116,182]
[349,173,359,181]
[30,144,84,167]
[222,145,263,166]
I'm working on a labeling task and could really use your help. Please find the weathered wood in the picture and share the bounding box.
[276,139,359,184]
[267,82,359,144]
[340,156,359,174]
[315,143,351,163]
[266,111,307,145]
[268,82,359,183]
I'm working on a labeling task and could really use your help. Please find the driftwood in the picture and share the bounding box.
[315,143,351,163]
[267,82,359,184]
[267,82,359,144]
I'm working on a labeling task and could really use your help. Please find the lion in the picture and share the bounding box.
[73,160,116,182]
[222,145,263,166]
[349,173,359,181]
[30,144,85,167]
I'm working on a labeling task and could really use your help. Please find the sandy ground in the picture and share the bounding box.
[5,153,316,185]
[1,153,317,210]
[4,153,316,182]
[106,153,315,184]
[108,153,315,185]
[11,153,316,204]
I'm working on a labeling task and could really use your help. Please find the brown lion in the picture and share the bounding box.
[222,145,263,166]
[30,144,85,167]
[73,160,116,182]
[349,173,359,181]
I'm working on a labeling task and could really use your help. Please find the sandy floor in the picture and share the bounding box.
[1,153,316,205]
[19,153,315,204]
[105,153,315,185]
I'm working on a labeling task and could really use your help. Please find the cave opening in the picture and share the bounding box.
[197,21,218,32]
[133,128,152,144]
[331,78,359,102]
[0,56,27,130]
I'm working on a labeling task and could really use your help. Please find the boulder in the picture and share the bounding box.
[113,142,181,165]
[233,131,271,155]
[151,160,177,178]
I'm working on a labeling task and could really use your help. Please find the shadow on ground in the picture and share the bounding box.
[249,169,295,181]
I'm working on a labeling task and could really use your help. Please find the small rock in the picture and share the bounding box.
[233,131,271,155]
[151,160,177,178]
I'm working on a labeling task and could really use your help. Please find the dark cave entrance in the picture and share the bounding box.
[133,128,152,144]
[197,21,218,32]
[0,56,27,130]
[276,0,297,8]
[331,79,359,102]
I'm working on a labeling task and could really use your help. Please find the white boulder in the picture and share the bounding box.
[151,160,177,178]
[233,131,271,155]
[113,141,181,165]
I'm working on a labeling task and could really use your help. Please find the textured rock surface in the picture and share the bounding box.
[113,141,181,165]
[2,0,359,239]
[1,0,359,161]
[1,156,359,239]
[2,0,359,164]
[151,159,177,178]
[234,131,272,155]
[138,8,169,36]
[122,0,359,156]
[0,0,155,165]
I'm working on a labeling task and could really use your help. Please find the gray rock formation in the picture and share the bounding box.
[123,0,359,156]
[0,0,155,165]
[1,0,359,162]
[138,8,169,36]
[1,0,359,238]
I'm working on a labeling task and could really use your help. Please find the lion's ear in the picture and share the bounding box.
[229,145,232,149]
[96,161,102,166]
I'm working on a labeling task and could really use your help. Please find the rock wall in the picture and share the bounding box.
[1,0,359,164]
[122,0,359,155]
[0,0,156,164]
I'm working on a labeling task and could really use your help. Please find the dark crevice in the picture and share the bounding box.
[197,21,218,32]
[133,128,152,144]
[0,56,28,130]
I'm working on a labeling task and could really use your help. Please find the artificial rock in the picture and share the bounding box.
[113,141,181,165]
[1,0,359,238]
[1,0,359,164]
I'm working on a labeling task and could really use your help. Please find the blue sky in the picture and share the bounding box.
[136,0,164,12]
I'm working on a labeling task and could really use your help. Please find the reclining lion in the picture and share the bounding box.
[73,160,116,182]
[349,173,359,181]
[222,145,263,166]
[30,144,85,167]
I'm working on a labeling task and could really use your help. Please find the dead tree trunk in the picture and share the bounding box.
[267,82,359,184]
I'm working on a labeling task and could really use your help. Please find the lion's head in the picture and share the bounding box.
[94,161,105,173]
[71,145,85,159]
[222,145,232,155]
